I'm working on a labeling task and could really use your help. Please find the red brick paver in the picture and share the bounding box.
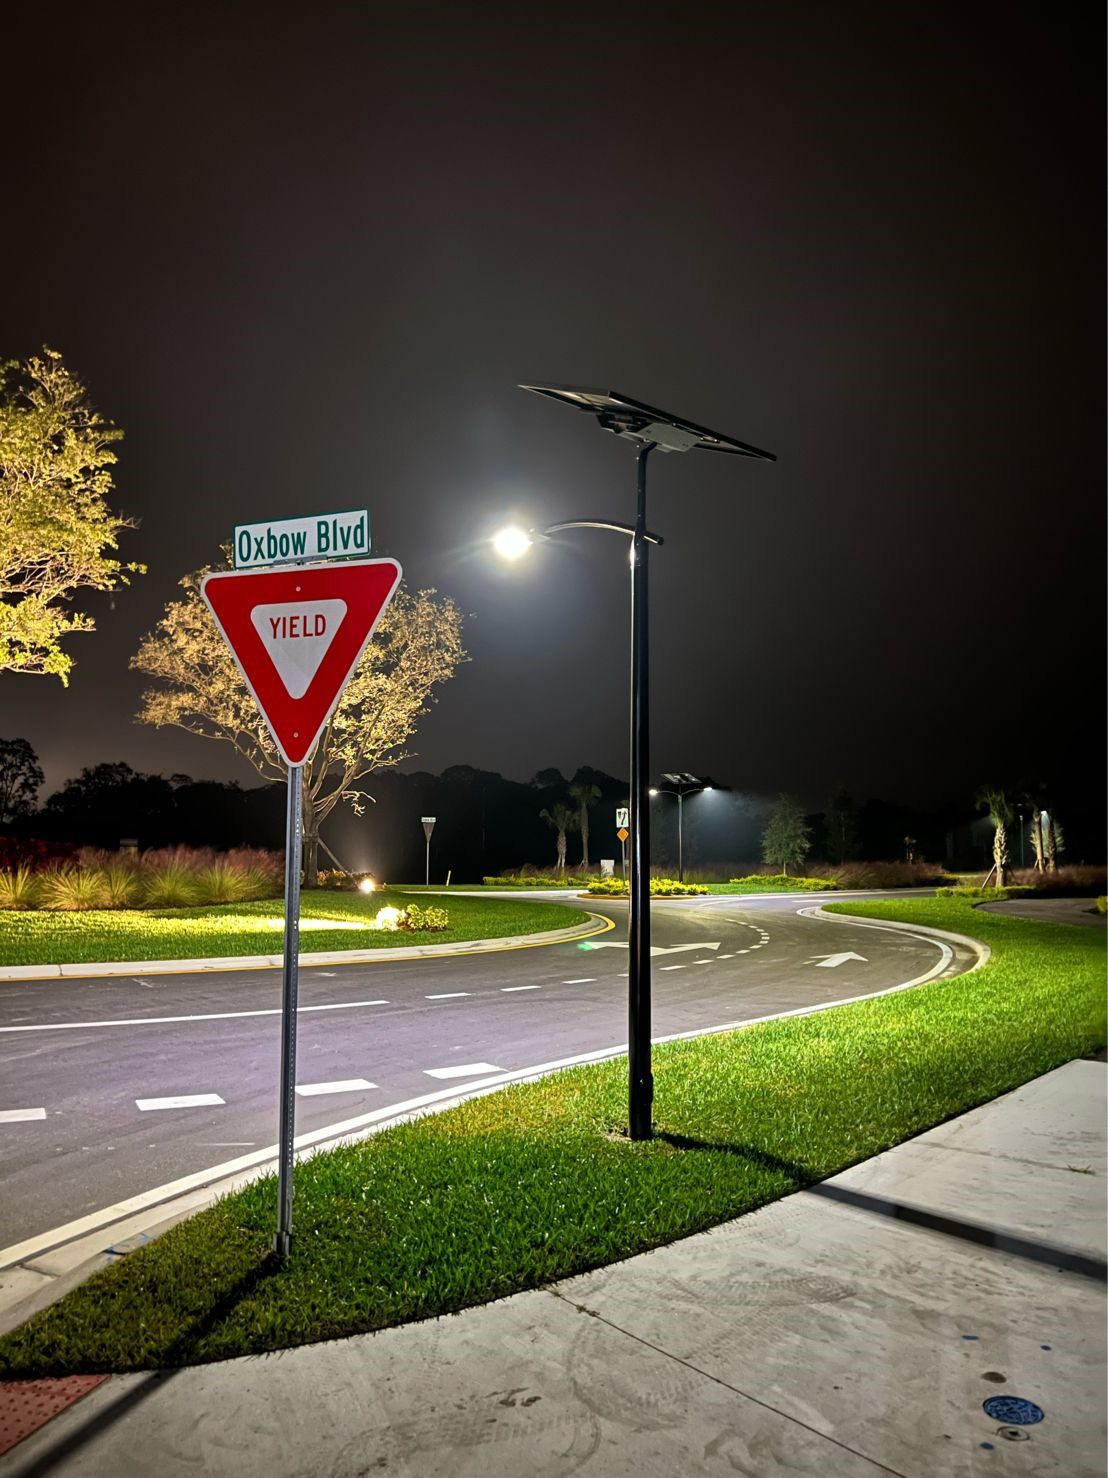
[0,1376,106,1457]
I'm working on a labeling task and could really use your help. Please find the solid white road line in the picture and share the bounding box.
[135,1094,225,1112]
[500,985,540,992]
[0,1107,46,1123]
[424,992,471,1000]
[295,1079,376,1096]
[563,978,596,984]
[423,1062,503,1079]
[0,999,392,1034]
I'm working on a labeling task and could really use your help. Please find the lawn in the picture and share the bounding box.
[0,889,593,966]
[0,896,1101,1374]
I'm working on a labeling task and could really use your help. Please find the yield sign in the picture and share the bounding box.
[201,557,402,765]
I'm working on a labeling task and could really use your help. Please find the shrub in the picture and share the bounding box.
[39,867,107,911]
[809,860,956,889]
[935,885,1036,902]
[728,873,837,891]
[586,877,708,898]
[0,866,43,909]
[398,903,449,932]
[1006,866,1106,897]
[142,860,202,908]
[1097,897,1107,915]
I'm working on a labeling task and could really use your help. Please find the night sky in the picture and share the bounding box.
[3,2,1103,814]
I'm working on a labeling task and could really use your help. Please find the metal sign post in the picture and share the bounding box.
[200,546,402,1262]
[421,816,436,885]
[274,764,303,1260]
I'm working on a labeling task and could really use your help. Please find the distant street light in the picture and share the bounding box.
[651,773,712,882]
[495,386,774,1140]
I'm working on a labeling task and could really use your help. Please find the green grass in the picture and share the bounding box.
[0,889,593,966]
[0,895,1101,1375]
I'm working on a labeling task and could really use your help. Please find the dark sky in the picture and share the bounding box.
[3,2,1103,813]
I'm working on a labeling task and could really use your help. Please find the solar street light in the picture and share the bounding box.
[507,386,775,1139]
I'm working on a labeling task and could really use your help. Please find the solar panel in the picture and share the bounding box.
[518,384,776,460]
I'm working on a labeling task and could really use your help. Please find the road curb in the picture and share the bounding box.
[0,912,613,982]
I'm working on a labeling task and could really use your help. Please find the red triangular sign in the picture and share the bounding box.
[201,558,402,766]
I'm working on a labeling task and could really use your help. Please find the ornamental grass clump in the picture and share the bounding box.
[142,859,202,908]
[98,860,143,908]
[0,866,43,910]
[39,867,107,911]
[194,860,254,905]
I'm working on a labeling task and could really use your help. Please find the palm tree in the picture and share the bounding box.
[975,784,1015,887]
[540,803,578,874]
[568,781,601,869]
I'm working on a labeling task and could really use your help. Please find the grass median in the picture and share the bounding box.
[0,889,594,967]
[0,896,1102,1374]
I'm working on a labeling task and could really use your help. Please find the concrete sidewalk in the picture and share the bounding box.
[3,1060,1105,1477]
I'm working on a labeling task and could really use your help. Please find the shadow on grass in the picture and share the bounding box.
[14,1248,282,1477]
[653,1131,812,1186]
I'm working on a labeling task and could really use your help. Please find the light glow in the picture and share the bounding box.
[492,525,533,561]
[358,877,376,893]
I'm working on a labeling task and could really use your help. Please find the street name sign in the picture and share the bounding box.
[233,509,370,569]
[201,558,402,765]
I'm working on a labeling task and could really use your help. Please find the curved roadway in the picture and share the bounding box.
[0,892,979,1261]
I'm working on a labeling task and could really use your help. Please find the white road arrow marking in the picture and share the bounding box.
[808,952,869,968]
[587,942,720,956]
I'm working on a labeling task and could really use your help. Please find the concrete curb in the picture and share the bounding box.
[0,912,612,982]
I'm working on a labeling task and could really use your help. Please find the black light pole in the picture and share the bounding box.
[628,443,654,1139]
[650,774,711,882]
[498,387,775,1140]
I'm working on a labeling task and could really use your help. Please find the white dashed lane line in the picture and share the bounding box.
[295,1079,376,1097]
[0,1108,46,1123]
[424,1063,503,1079]
[563,978,596,984]
[660,965,686,971]
[424,992,471,1000]
[501,985,540,992]
[135,1094,225,1112]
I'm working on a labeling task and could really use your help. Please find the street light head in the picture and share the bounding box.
[492,525,533,561]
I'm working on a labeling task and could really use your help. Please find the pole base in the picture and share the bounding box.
[273,1230,292,1261]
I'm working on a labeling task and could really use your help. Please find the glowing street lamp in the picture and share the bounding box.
[651,773,713,882]
[496,386,774,1140]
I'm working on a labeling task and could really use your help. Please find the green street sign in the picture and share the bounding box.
[234,509,370,569]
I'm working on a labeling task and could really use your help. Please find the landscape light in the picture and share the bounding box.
[358,877,375,894]
[492,526,533,561]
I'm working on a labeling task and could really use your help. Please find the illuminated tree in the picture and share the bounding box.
[133,566,464,879]
[0,348,141,682]
[761,793,811,875]
[0,737,43,823]
[975,784,1015,887]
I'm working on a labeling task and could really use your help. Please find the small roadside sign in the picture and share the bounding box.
[421,816,436,840]
[201,558,401,766]
[616,807,629,829]
[234,509,370,569]
[617,826,629,844]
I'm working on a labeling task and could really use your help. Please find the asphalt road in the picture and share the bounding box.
[0,893,977,1255]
